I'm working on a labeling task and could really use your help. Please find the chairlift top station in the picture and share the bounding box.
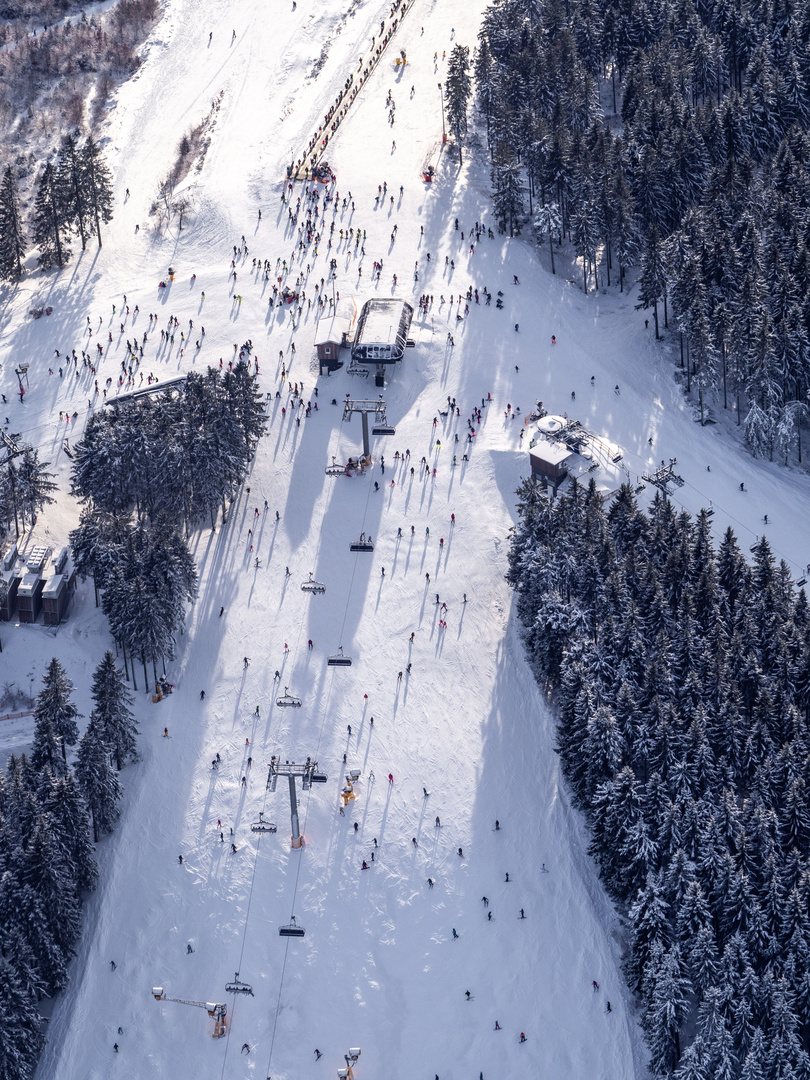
[527,413,628,498]
[351,298,413,365]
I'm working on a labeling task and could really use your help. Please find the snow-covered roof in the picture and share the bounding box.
[17,573,40,596]
[530,441,573,466]
[535,414,569,435]
[42,575,65,598]
[314,315,350,345]
[564,452,625,498]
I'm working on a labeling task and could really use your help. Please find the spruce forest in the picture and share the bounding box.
[0,654,137,1080]
[475,0,810,457]
[68,363,267,691]
[508,478,810,1079]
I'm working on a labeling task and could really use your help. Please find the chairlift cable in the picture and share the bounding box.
[337,452,376,653]
[266,477,373,1068]
[266,382,379,1075]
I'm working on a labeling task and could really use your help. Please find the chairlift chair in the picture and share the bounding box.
[225,972,254,996]
[279,915,306,938]
[611,452,623,463]
[328,646,353,667]
[372,425,396,436]
[251,813,277,833]
[301,573,326,594]
[349,537,374,552]
[276,687,302,708]
[797,578,807,588]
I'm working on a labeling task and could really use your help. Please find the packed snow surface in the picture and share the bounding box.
[1,0,807,1077]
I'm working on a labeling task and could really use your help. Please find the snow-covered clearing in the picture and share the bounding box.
[0,0,807,1077]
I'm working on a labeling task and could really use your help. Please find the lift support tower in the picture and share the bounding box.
[342,394,395,459]
[267,756,327,848]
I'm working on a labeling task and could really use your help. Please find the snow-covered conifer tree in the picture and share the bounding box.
[33,660,80,765]
[0,165,26,281]
[445,44,472,164]
[32,162,71,270]
[75,715,122,842]
[89,651,137,771]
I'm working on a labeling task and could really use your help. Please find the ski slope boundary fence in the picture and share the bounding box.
[292,0,416,181]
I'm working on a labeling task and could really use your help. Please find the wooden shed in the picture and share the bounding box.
[42,575,69,626]
[17,573,45,624]
[314,315,351,374]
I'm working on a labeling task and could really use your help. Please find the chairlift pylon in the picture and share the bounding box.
[301,572,326,594]
[279,915,306,938]
[327,646,353,667]
[225,972,254,996]
[276,686,302,708]
[251,812,278,833]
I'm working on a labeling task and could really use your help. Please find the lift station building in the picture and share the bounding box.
[352,299,413,385]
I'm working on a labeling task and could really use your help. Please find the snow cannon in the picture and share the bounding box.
[151,988,227,1038]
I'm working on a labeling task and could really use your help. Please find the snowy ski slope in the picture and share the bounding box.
[0,0,807,1077]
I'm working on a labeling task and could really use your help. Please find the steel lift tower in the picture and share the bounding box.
[341,394,395,460]
[267,756,327,848]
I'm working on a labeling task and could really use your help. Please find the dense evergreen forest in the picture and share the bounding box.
[475,0,810,457]
[0,654,137,1080]
[508,477,810,1079]
[68,363,267,691]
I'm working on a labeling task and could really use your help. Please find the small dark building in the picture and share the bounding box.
[0,572,21,622]
[529,442,574,483]
[2,542,18,572]
[17,573,45,624]
[53,546,69,574]
[42,575,69,626]
[314,315,351,375]
[352,299,413,365]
